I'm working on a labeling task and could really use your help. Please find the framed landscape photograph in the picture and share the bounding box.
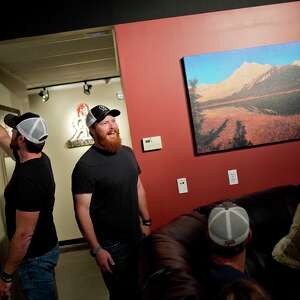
[182,41,300,155]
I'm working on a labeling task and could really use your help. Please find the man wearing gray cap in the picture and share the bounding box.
[0,112,59,299]
[207,202,251,296]
[72,105,151,300]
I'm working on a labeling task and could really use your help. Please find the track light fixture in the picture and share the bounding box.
[83,81,92,95]
[38,87,49,102]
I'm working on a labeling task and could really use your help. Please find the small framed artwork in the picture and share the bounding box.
[182,41,300,155]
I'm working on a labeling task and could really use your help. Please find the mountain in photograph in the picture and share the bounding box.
[195,61,300,104]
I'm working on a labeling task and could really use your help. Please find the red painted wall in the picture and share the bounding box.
[115,2,300,229]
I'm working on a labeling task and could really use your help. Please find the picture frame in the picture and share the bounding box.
[0,104,20,184]
[182,41,300,155]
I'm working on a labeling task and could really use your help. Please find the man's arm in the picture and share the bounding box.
[0,124,13,158]
[0,210,38,297]
[137,177,151,236]
[73,193,100,251]
[73,193,115,273]
[4,210,39,274]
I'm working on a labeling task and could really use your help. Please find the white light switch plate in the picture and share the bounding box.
[142,136,162,151]
[177,178,188,194]
[228,169,239,185]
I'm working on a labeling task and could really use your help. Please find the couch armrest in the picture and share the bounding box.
[138,212,209,300]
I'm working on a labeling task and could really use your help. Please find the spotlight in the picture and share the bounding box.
[83,81,92,95]
[116,91,124,100]
[38,88,49,102]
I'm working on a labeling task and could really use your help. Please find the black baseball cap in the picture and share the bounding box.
[4,112,39,129]
[86,105,120,127]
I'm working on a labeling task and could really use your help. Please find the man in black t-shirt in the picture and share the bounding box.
[72,105,151,300]
[0,112,58,299]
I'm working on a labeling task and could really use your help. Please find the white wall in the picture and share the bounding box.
[29,78,132,241]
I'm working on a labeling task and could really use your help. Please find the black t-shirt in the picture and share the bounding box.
[72,145,142,242]
[4,152,58,258]
[208,263,249,298]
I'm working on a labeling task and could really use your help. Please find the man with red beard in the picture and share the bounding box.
[72,105,151,300]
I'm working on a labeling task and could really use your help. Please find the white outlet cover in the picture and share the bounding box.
[228,169,239,185]
[177,178,188,193]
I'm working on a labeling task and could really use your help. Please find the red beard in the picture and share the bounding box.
[98,131,122,153]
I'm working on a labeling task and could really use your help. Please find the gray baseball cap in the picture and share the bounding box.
[208,202,250,247]
[4,112,48,144]
[86,105,120,127]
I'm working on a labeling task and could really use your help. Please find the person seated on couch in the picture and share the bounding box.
[267,202,300,300]
[207,202,252,296]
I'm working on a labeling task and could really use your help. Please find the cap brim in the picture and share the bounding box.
[4,114,19,128]
[107,109,120,117]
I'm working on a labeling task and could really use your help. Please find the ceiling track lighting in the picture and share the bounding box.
[83,81,92,95]
[38,87,49,102]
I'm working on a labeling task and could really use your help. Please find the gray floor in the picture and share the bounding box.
[56,246,109,300]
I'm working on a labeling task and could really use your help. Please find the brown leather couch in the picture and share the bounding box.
[137,185,300,300]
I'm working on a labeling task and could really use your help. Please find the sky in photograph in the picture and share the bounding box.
[183,41,300,84]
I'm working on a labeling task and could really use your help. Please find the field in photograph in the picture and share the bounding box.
[194,104,300,153]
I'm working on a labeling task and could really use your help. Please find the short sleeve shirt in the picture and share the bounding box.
[4,153,58,258]
[72,145,142,242]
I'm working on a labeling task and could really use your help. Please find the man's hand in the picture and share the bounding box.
[95,249,115,273]
[0,278,12,299]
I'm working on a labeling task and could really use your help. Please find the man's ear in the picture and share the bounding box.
[247,229,253,242]
[17,134,25,143]
[19,135,28,150]
[89,129,94,138]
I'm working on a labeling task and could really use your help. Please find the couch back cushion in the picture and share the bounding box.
[235,185,300,252]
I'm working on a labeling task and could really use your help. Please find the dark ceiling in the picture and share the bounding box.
[0,0,297,41]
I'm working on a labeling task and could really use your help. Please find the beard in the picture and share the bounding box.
[97,130,122,153]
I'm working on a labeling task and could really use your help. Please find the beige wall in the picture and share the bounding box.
[0,80,28,262]
[0,83,9,260]
[29,78,132,241]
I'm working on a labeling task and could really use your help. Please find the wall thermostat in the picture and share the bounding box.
[142,136,162,151]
